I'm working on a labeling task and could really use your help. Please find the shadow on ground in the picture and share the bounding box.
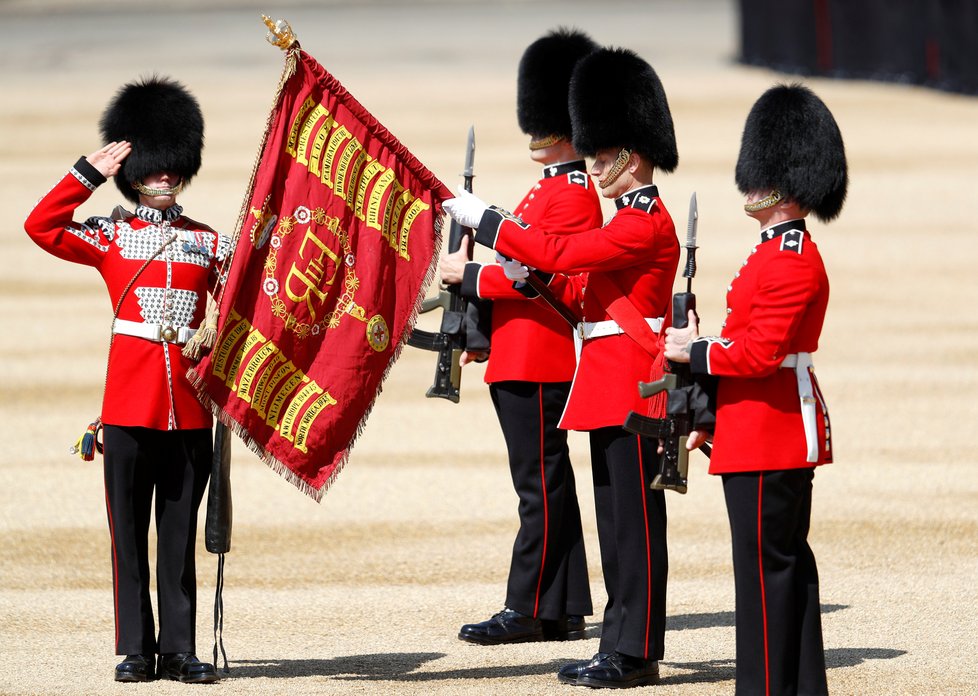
[225,645,903,687]
[660,645,905,686]
[229,653,445,679]
[668,603,848,631]
[225,608,901,685]
[229,653,563,681]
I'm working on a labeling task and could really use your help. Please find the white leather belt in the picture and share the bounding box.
[574,317,664,361]
[577,317,663,341]
[113,318,197,345]
[780,352,818,463]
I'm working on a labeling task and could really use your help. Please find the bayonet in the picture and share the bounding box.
[683,191,698,293]
[462,125,475,185]
[675,191,698,327]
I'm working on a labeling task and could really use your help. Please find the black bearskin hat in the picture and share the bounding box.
[735,84,848,222]
[99,76,204,203]
[517,28,598,139]
[569,47,678,172]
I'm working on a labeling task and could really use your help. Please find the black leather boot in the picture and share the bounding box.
[577,651,659,688]
[114,654,155,682]
[458,608,544,645]
[557,652,611,685]
[158,653,220,683]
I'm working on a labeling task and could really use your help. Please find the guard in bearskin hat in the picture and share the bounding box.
[24,76,228,684]
[443,46,681,688]
[99,76,205,204]
[439,27,600,647]
[665,83,847,696]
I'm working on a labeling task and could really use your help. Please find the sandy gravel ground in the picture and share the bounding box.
[1,1,977,694]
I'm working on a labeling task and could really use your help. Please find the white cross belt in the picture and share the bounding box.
[780,352,819,463]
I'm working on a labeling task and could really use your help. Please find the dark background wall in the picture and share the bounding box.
[738,0,978,95]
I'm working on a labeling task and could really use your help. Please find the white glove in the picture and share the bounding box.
[495,252,530,282]
[442,184,488,229]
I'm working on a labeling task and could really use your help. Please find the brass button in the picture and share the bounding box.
[161,326,177,342]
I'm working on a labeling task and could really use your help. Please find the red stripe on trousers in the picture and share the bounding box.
[636,435,653,659]
[533,385,549,616]
[757,474,771,696]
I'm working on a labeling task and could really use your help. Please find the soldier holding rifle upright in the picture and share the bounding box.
[443,46,681,689]
[439,28,602,647]
[664,83,846,696]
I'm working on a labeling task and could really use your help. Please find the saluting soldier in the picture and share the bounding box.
[440,28,602,646]
[664,83,847,696]
[443,46,681,688]
[24,77,229,684]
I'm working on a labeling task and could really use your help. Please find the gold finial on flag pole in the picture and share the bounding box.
[262,14,297,50]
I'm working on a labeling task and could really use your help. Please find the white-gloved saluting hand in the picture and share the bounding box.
[442,184,489,229]
[495,252,530,282]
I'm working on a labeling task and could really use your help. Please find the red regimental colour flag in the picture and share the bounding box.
[191,49,450,500]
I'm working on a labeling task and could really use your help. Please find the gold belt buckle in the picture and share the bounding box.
[161,326,177,342]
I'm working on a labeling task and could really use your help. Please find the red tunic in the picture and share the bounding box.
[474,185,680,430]
[461,162,603,383]
[24,158,229,431]
[688,220,832,473]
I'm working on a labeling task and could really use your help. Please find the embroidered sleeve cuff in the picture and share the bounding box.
[474,207,505,249]
[71,157,107,190]
[689,339,710,375]
[461,262,482,298]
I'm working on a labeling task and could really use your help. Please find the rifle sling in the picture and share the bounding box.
[523,274,579,328]
[586,273,667,357]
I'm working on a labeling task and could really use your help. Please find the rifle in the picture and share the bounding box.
[623,192,714,493]
[407,126,489,402]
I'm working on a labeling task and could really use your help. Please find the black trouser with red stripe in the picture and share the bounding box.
[102,425,212,656]
[490,381,593,621]
[589,426,668,659]
[723,469,828,696]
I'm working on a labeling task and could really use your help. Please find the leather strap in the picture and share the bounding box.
[780,352,819,462]
[586,273,668,357]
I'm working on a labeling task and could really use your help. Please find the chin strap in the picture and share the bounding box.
[131,180,185,197]
[744,189,782,212]
[599,148,631,189]
[528,134,564,151]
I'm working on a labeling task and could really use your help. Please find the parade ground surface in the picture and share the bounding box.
[1,1,976,694]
